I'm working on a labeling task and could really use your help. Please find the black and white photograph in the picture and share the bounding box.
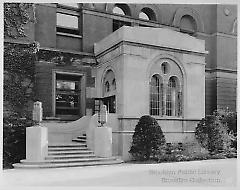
[0,0,238,188]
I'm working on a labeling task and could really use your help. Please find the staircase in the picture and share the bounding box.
[13,134,123,169]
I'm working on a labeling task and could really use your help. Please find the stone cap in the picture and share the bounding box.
[94,26,208,56]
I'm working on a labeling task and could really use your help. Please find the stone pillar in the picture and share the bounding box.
[26,101,48,161]
[94,127,112,157]
[32,101,43,123]
[94,104,112,157]
[26,127,48,161]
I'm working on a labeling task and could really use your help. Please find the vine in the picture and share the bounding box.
[4,3,39,117]
[4,3,36,39]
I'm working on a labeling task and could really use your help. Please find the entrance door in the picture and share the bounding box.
[102,95,116,113]
[55,73,82,120]
[93,96,116,114]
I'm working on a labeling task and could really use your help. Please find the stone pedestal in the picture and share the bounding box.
[26,126,48,161]
[94,127,112,157]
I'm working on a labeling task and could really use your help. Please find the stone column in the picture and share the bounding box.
[26,101,48,161]
[94,105,112,157]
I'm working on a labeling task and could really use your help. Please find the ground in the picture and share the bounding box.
[0,158,237,188]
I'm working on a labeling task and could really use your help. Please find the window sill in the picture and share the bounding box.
[57,32,82,39]
[152,116,184,120]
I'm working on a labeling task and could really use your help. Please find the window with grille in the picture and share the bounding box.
[150,75,182,117]
[166,77,177,116]
[150,75,163,116]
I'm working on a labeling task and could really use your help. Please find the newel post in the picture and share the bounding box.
[26,101,48,161]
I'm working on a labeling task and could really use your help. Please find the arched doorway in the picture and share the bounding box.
[101,69,116,113]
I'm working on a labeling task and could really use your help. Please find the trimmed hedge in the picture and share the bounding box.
[129,115,166,161]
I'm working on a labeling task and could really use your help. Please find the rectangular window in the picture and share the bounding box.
[57,13,78,28]
[55,74,81,117]
[113,19,131,32]
[57,13,79,35]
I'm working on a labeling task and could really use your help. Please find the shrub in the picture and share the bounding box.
[214,109,237,149]
[157,143,188,162]
[195,115,232,153]
[3,114,35,169]
[129,115,166,161]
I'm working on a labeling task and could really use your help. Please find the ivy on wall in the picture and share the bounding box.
[4,42,39,116]
[4,3,35,39]
[4,3,38,117]
[38,49,97,66]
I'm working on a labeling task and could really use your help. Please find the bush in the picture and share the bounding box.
[157,143,188,162]
[195,115,232,153]
[214,109,237,149]
[129,115,166,161]
[3,114,35,169]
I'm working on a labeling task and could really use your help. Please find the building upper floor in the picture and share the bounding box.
[4,3,238,70]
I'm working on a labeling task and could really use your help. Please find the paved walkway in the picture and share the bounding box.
[0,159,237,187]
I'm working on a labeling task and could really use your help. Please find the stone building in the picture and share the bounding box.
[5,3,237,166]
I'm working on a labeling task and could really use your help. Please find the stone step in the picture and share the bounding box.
[48,143,87,148]
[48,150,93,157]
[13,159,123,169]
[77,136,87,140]
[20,157,121,164]
[72,139,87,143]
[48,147,88,151]
[47,153,96,158]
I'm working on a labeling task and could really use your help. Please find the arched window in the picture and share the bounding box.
[112,79,116,90]
[166,77,182,116]
[180,15,197,35]
[102,69,116,113]
[112,4,132,32]
[113,4,131,16]
[105,81,110,93]
[139,8,157,21]
[150,75,163,116]
[149,59,183,117]
[139,12,150,20]
[113,6,125,15]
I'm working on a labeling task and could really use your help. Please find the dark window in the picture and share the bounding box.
[113,4,131,16]
[55,74,81,116]
[113,19,131,32]
[180,15,197,35]
[139,8,157,21]
[103,96,116,113]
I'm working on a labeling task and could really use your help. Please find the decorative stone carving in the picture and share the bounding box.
[32,101,43,124]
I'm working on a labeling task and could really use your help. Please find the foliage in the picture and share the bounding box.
[3,3,38,169]
[3,114,36,169]
[213,109,237,149]
[213,108,237,134]
[156,143,236,163]
[4,42,39,117]
[195,115,232,153]
[129,115,166,161]
[4,3,39,117]
[4,3,35,38]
